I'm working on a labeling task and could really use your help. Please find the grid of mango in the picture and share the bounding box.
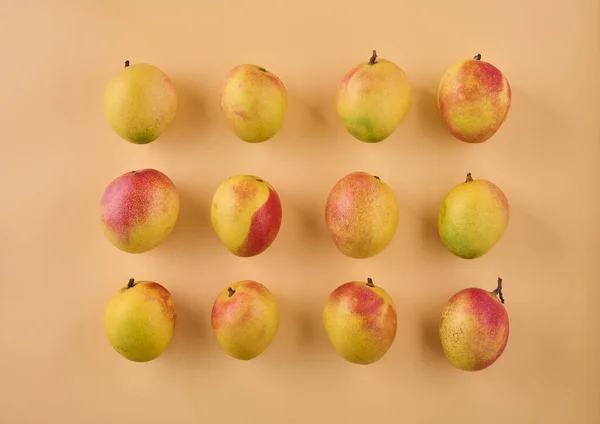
[101,51,512,372]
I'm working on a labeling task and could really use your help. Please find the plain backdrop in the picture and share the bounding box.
[1,0,599,423]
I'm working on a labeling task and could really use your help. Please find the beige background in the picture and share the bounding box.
[1,0,599,423]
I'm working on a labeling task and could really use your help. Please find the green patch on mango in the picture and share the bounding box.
[128,131,159,144]
[345,117,387,143]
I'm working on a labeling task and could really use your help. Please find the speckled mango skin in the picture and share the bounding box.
[325,171,399,258]
[104,62,178,144]
[439,281,509,371]
[438,55,511,143]
[220,64,287,143]
[336,52,412,143]
[323,279,397,365]
[100,169,180,254]
[438,173,509,259]
[211,280,279,360]
[104,279,176,362]
[210,175,283,257]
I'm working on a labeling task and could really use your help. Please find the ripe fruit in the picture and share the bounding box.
[323,278,397,365]
[336,50,412,143]
[104,278,177,362]
[220,64,287,143]
[439,277,509,371]
[211,280,279,360]
[100,169,180,254]
[210,175,282,257]
[438,172,509,259]
[438,54,511,143]
[104,60,178,144]
[325,171,399,258]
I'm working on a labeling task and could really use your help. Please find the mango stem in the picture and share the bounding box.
[473,54,482,60]
[228,287,236,297]
[127,278,135,288]
[366,278,375,287]
[369,50,378,65]
[465,173,473,182]
[492,277,505,304]
[124,60,130,68]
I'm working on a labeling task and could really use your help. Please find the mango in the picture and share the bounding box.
[438,173,509,259]
[439,277,509,371]
[104,61,178,144]
[210,175,282,257]
[211,280,279,360]
[336,50,412,143]
[104,278,177,362]
[323,278,397,365]
[438,54,511,143]
[100,168,180,254]
[325,171,399,258]
[220,64,287,143]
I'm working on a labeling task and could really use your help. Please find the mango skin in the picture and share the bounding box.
[336,53,412,143]
[100,169,180,254]
[104,62,178,144]
[438,56,511,143]
[211,280,279,360]
[438,173,509,259]
[323,279,397,365]
[220,64,287,143]
[325,171,399,258]
[210,175,282,257]
[104,279,177,362]
[439,282,509,371]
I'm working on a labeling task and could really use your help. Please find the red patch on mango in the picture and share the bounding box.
[329,282,396,342]
[457,60,506,102]
[211,291,253,330]
[237,188,282,257]
[144,282,177,326]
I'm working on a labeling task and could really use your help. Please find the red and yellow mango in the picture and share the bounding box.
[439,277,509,371]
[323,278,398,365]
[211,280,279,360]
[438,54,511,143]
[210,175,282,257]
[325,171,399,258]
[220,64,287,143]
[100,169,180,254]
